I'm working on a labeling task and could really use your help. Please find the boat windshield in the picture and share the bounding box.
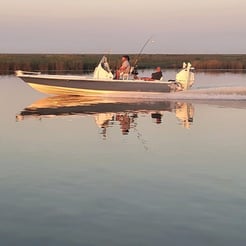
[100,56,111,73]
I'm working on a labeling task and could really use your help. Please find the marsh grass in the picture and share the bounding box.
[1,54,246,75]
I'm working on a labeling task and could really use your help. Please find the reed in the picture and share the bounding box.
[1,54,246,75]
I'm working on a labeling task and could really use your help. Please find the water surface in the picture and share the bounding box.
[0,72,246,245]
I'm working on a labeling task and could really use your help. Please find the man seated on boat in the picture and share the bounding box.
[142,67,163,81]
[115,55,131,79]
[151,67,163,80]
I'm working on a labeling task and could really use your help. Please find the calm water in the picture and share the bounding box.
[1,71,246,245]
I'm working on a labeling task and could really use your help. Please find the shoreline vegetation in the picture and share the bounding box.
[1,54,246,75]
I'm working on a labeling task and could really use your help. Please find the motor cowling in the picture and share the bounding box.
[175,63,195,90]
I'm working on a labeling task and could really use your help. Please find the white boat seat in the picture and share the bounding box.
[130,67,135,74]
[121,73,129,80]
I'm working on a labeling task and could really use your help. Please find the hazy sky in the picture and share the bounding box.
[1,0,246,54]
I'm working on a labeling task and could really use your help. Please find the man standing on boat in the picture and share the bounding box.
[116,55,131,79]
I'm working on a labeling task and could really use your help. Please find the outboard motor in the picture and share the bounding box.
[175,62,195,90]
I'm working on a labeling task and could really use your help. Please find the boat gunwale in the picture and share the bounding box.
[16,71,175,85]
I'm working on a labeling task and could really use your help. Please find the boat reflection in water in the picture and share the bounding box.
[16,96,194,137]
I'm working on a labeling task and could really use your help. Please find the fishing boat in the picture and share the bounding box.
[15,56,195,97]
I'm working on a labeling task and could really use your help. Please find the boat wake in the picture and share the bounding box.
[181,86,246,100]
[128,86,246,101]
[171,87,246,100]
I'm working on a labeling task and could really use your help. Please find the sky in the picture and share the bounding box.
[1,0,246,54]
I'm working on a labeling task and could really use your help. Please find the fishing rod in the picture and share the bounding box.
[132,36,154,69]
